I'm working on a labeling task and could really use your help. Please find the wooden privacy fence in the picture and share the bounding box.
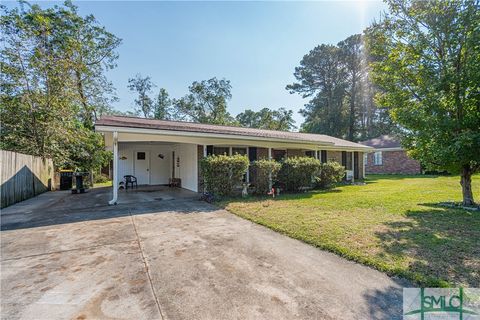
[1,150,54,208]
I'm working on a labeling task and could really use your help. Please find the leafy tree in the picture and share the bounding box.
[173,77,235,125]
[287,44,349,138]
[288,36,396,141]
[128,74,155,118]
[338,34,364,141]
[0,1,119,172]
[366,0,480,205]
[154,88,172,120]
[57,2,121,128]
[236,107,296,131]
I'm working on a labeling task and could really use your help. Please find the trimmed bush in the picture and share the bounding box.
[278,156,321,192]
[93,173,109,184]
[252,159,281,195]
[314,161,346,189]
[200,154,249,197]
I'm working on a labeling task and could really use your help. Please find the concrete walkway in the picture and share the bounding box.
[1,188,407,319]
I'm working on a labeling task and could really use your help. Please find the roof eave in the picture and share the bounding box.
[95,124,338,147]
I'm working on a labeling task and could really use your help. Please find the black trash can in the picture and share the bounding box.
[72,172,89,194]
[60,170,73,190]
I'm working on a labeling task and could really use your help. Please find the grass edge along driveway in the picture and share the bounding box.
[220,175,480,287]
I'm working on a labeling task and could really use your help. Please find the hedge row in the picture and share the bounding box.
[200,155,346,197]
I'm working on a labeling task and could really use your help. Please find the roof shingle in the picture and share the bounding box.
[359,135,402,149]
[96,115,371,150]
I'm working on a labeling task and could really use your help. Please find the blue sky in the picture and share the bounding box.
[8,1,387,127]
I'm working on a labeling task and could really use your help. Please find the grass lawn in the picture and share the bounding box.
[220,175,480,287]
[93,180,112,188]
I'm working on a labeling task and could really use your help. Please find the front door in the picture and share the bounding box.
[134,151,150,185]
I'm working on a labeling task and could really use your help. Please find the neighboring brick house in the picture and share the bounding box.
[359,135,422,175]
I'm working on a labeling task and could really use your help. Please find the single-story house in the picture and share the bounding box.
[95,116,373,204]
[359,135,422,175]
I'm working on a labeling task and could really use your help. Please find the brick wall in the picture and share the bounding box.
[357,152,364,178]
[286,149,304,157]
[257,148,268,160]
[365,150,421,174]
[327,151,342,163]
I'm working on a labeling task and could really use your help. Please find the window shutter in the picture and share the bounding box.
[206,145,213,156]
[248,147,257,162]
[341,151,347,167]
[321,150,327,163]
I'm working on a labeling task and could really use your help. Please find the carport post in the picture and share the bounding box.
[109,131,118,205]
[246,147,250,183]
[202,145,207,193]
[362,153,366,179]
[351,151,355,183]
[268,147,272,190]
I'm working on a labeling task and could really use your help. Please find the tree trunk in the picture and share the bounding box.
[460,165,475,206]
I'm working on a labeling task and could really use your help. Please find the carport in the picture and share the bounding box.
[99,129,202,205]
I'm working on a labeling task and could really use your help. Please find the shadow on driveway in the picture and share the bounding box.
[0,187,217,231]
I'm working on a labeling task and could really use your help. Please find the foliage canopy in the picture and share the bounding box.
[0,1,120,171]
[366,0,480,205]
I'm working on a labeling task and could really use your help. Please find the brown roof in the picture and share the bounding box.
[359,135,402,149]
[96,115,371,150]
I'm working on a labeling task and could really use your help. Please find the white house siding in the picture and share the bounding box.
[172,143,198,192]
[118,143,172,186]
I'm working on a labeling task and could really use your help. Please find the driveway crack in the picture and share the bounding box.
[129,210,166,320]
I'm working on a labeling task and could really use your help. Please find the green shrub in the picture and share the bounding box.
[314,161,346,189]
[94,173,110,184]
[278,156,321,192]
[252,159,281,194]
[200,154,249,197]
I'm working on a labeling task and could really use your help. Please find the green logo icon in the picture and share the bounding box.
[404,288,480,320]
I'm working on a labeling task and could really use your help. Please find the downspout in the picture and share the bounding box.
[109,131,118,205]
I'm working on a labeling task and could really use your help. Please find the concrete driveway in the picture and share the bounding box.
[1,188,407,320]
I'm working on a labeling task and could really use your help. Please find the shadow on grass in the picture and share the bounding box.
[375,204,480,287]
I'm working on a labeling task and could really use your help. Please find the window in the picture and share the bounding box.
[232,147,247,156]
[363,153,368,165]
[213,147,229,156]
[305,150,315,158]
[374,151,383,165]
[273,149,286,162]
[137,152,146,160]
